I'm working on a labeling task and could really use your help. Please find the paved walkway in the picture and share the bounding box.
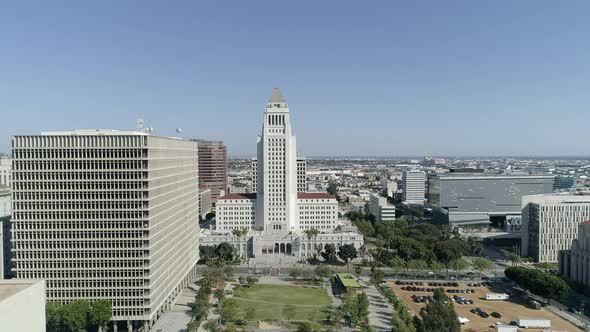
[359,277,393,332]
[152,282,199,332]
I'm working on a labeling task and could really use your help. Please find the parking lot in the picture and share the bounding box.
[387,280,583,332]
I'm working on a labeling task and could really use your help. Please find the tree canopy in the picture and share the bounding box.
[419,288,460,332]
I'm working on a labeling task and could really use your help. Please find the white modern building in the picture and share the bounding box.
[202,89,363,259]
[559,221,590,287]
[0,279,46,332]
[11,130,200,330]
[0,156,11,188]
[403,169,425,205]
[521,194,590,262]
[369,193,396,223]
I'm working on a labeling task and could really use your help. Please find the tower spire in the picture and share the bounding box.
[268,87,286,103]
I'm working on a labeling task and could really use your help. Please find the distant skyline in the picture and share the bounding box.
[2,1,589,157]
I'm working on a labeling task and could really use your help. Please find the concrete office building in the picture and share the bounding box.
[12,130,200,329]
[559,221,590,287]
[0,279,46,332]
[199,188,212,220]
[202,89,363,259]
[193,139,227,203]
[403,170,425,205]
[369,193,396,223]
[521,194,590,263]
[428,174,554,228]
[0,156,11,188]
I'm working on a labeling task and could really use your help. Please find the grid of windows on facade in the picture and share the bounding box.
[12,135,150,319]
[538,205,590,262]
[266,137,286,222]
[217,202,255,231]
[298,199,338,230]
[297,159,306,192]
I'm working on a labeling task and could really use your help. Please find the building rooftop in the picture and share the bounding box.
[336,273,361,288]
[297,192,335,199]
[218,192,336,200]
[40,129,147,136]
[218,193,257,200]
[0,279,44,302]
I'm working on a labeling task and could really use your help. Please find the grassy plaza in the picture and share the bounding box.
[232,284,332,322]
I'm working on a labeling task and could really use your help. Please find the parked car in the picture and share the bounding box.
[491,312,502,318]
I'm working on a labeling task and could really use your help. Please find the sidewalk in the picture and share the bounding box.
[359,277,394,332]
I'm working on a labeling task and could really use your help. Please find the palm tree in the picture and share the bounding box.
[304,229,313,258]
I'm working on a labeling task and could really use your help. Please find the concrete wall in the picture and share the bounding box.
[0,279,46,332]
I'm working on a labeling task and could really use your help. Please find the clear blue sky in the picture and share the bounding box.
[1,1,589,157]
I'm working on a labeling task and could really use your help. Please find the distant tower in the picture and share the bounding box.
[137,118,144,131]
[176,128,182,138]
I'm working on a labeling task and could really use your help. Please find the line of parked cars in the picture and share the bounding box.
[470,307,502,319]
[467,282,491,287]
[452,295,474,305]
[411,294,433,303]
[447,288,476,294]
[428,282,460,287]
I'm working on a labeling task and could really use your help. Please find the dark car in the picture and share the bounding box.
[479,312,489,318]
[491,312,501,318]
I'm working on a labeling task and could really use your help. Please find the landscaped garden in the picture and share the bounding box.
[231,284,332,322]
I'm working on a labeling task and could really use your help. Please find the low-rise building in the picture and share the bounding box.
[369,193,396,223]
[0,279,46,332]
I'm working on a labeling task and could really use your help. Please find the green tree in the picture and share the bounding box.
[219,299,239,323]
[296,321,313,332]
[375,222,395,249]
[214,288,225,303]
[408,259,428,279]
[430,261,444,281]
[355,265,363,276]
[283,304,297,322]
[370,267,384,284]
[472,257,493,278]
[204,320,220,332]
[46,302,62,332]
[215,242,236,262]
[467,237,484,256]
[321,243,338,263]
[60,300,90,332]
[338,244,358,270]
[245,307,256,321]
[289,267,303,280]
[354,219,375,237]
[450,258,468,279]
[199,245,217,264]
[419,288,460,332]
[356,293,370,322]
[187,320,199,332]
[88,300,112,332]
[246,276,258,287]
[315,265,333,278]
[387,256,406,276]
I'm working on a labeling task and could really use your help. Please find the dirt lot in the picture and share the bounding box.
[387,280,583,332]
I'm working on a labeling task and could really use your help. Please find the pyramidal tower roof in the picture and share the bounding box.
[268,87,286,103]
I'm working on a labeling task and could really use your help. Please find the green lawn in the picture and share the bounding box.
[232,284,332,322]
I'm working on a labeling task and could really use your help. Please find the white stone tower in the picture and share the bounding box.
[255,88,298,233]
